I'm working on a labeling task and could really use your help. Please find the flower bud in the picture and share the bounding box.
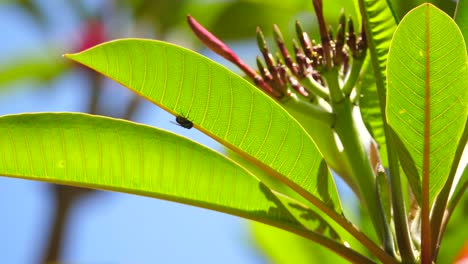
[296,21,313,59]
[274,24,298,75]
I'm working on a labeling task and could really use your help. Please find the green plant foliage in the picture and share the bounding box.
[355,0,398,165]
[65,39,343,215]
[0,112,309,230]
[227,150,371,255]
[251,222,344,264]
[0,113,375,262]
[387,4,468,205]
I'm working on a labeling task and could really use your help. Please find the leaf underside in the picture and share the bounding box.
[65,39,343,214]
[0,113,302,230]
[387,4,468,205]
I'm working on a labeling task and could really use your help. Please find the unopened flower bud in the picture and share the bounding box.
[334,23,345,66]
[273,24,297,75]
[256,27,277,73]
[346,16,357,57]
[312,0,332,69]
[296,21,313,59]
[256,56,273,82]
[188,15,280,98]
[356,25,367,58]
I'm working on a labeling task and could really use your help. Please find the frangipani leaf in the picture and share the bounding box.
[0,113,370,262]
[65,39,342,215]
[0,113,299,230]
[387,4,468,205]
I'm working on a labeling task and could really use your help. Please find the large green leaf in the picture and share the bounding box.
[356,0,397,92]
[0,113,373,263]
[387,4,468,205]
[0,113,299,230]
[65,39,342,215]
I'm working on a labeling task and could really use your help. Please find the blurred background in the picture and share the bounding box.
[0,0,464,263]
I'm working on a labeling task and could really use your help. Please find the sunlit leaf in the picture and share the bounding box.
[65,39,343,215]
[387,4,468,205]
[0,113,304,231]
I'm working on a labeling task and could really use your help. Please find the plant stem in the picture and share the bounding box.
[322,68,397,257]
[283,95,335,126]
[342,57,365,97]
[299,75,330,100]
[356,1,416,260]
[333,99,389,244]
[322,69,344,104]
[386,129,416,263]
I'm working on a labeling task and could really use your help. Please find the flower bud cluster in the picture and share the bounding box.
[188,1,367,101]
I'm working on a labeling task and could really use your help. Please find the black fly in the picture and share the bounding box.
[173,115,193,129]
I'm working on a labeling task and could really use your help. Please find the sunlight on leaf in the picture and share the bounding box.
[65,39,343,215]
[387,4,468,205]
[0,113,303,230]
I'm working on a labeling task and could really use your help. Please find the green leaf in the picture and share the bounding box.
[454,0,468,45]
[261,184,342,243]
[356,0,398,167]
[0,113,303,231]
[387,4,468,205]
[227,149,373,254]
[1,113,371,262]
[65,39,342,215]
[251,222,346,264]
[357,0,397,94]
